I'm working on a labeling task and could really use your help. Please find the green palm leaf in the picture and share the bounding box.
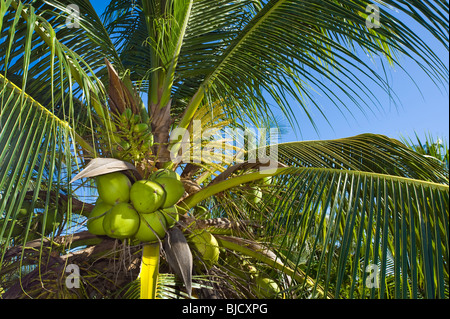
[261,167,448,298]
[175,0,448,132]
[0,0,103,259]
[179,134,448,298]
[276,134,449,183]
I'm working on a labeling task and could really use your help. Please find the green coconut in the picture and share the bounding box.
[133,123,149,133]
[254,275,281,298]
[130,180,166,214]
[194,205,209,218]
[18,201,33,218]
[39,208,63,234]
[248,186,263,204]
[0,219,24,237]
[153,177,185,208]
[87,202,113,235]
[96,172,132,205]
[189,230,220,267]
[150,169,180,181]
[135,211,167,243]
[102,203,140,239]
[160,206,179,228]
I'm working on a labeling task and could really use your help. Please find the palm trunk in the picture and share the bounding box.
[150,100,172,168]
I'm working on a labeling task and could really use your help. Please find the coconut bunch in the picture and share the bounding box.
[87,169,184,243]
[97,108,154,162]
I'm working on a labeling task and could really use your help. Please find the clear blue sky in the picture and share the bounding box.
[90,1,449,144]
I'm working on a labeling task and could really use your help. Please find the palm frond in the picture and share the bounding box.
[260,166,448,298]
[121,273,213,299]
[0,0,104,262]
[0,72,74,259]
[177,0,449,131]
[180,133,449,298]
[276,134,449,184]
[38,0,124,76]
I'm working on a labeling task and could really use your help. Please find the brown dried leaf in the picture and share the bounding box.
[105,58,139,115]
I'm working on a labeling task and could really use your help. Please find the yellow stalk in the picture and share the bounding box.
[140,243,160,299]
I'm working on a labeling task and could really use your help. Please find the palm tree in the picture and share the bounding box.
[0,0,448,299]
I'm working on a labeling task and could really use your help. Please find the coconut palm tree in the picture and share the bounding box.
[0,0,448,299]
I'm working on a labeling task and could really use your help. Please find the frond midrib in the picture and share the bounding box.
[181,166,449,210]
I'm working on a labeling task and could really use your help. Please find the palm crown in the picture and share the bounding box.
[0,0,448,299]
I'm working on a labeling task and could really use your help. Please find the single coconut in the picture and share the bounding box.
[130,180,166,214]
[153,177,185,208]
[87,202,113,235]
[119,140,131,151]
[254,276,280,298]
[150,169,180,181]
[102,203,140,239]
[134,211,167,243]
[189,230,220,267]
[39,208,63,235]
[194,205,208,218]
[160,206,179,228]
[133,123,149,133]
[0,219,24,237]
[18,201,33,218]
[96,172,131,205]
[248,186,263,204]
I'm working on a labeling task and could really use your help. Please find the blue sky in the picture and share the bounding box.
[90,1,449,145]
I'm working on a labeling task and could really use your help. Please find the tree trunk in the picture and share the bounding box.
[151,100,172,168]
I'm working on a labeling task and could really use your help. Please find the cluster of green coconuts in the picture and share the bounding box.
[87,169,184,242]
[87,169,221,267]
[98,108,154,161]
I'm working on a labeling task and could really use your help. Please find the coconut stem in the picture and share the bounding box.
[140,243,160,299]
